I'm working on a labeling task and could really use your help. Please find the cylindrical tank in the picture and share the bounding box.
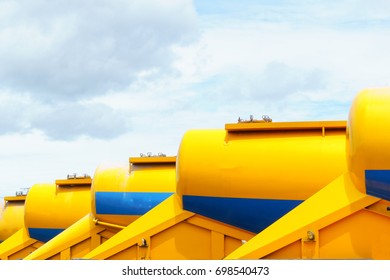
[24,176,91,242]
[347,88,390,198]
[92,156,176,226]
[177,120,348,233]
[0,195,26,242]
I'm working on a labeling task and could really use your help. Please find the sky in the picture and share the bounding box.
[0,0,390,198]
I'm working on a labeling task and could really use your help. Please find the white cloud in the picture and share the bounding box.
[29,102,132,140]
[2,1,390,197]
[0,91,132,139]
[0,0,198,140]
[0,0,198,102]
[173,19,390,105]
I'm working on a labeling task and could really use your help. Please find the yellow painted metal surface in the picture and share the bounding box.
[177,120,348,235]
[8,88,390,260]
[3,195,26,202]
[225,174,379,259]
[55,176,92,187]
[226,88,390,260]
[25,181,91,231]
[0,195,26,242]
[24,214,110,260]
[82,122,348,260]
[84,194,254,260]
[347,88,390,192]
[225,120,346,133]
[25,156,176,260]
[0,177,91,260]
[177,121,347,200]
[130,156,176,164]
[92,156,176,226]
[0,228,43,260]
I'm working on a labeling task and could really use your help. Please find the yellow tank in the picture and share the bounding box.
[83,120,348,260]
[0,176,91,259]
[92,156,176,227]
[25,177,91,242]
[226,88,390,260]
[18,88,390,260]
[0,194,26,242]
[24,156,176,260]
[347,88,390,196]
[178,121,347,233]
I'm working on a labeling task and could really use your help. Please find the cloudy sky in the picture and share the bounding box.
[0,0,389,198]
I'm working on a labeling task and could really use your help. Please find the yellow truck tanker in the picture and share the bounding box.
[24,156,176,260]
[82,118,347,260]
[1,88,390,260]
[0,175,91,259]
[0,193,26,243]
[226,88,390,259]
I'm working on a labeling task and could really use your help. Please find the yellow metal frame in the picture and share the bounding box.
[3,195,26,202]
[0,228,43,260]
[129,156,176,164]
[84,194,254,260]
[24,214,115,260]
[226,120,346,134]
[55,177,92,187]
[225,174,379,259]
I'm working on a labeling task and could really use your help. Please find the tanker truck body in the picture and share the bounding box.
[226,88,390,260]
[25,156,176,260]
[0,176,91,259]
[0,194,26,243]
[84,120,347,260]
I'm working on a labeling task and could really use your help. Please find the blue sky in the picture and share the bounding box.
[0,0,389,198]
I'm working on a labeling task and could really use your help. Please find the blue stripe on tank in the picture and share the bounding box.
[28,228,64,243]
[182,195,303,233]
[95,192,173,215]
[366,170,390,201]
